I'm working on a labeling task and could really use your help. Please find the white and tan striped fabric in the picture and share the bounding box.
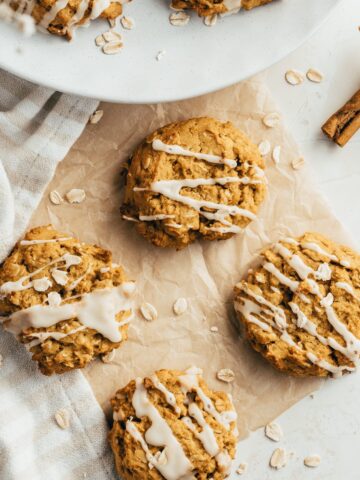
[0,69,117,480]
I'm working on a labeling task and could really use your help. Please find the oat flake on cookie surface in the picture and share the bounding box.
[121,117,266,249]
[0,225,135,375]
[109,367,238,480]
[234,231,360,377]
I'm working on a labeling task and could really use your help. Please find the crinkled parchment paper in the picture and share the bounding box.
[32,76,355,438]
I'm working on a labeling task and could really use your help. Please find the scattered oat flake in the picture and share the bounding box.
[103,30,122,42]
[285,69,304,86]
[210,326,218,332]
[272,145,281,164]
[204,14,217,26]
[265,422,283,442]
[169,11,190,26]
[95,34,105,46]
[173,297,188,315]
[291,157,305,170]
[304,454,321,468]
[236,463,247,475]
[102,350,116,363]
[262,112,281,128]
[121,16,135,29]
[217,368,235,383]
[156,50,166,61]
[49,190,63,205]
[270,448,287,469]
[89,109,104,124]
[47,291,62,307]
[66,189,86,204]
[140,302,158,321]
[55,409,70,429]
[103,42,123,55]
[306,68,324,83]
[51,269,68,286]
[258,140,271,156]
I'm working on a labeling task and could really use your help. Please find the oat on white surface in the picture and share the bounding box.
[291,157,305,170]
[265,422,283,442]
[66,189,86,204]
[156,50,166,61]
[217,368,235,383]
[270,448,287,469]
[95,34,106,47]
[55,409,70,429]
[103,30,122,42]
[140,302,158,322]
[285,69,305,86]
[258,140,271,156]
[272,145,281,164]
[204,14,217,26]
[236,463,247,475]
[49,190,63,205]
[306,68,324,83]
[173,297,188,315]
[103,42,123,55]
[262,112,281,128]
[169,11,190,26]
[120,16,135,30]
[304,454,321,468]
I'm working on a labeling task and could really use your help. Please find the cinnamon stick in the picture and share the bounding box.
[322,89,360,147]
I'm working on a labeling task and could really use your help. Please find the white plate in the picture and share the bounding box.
[0,0,340,104]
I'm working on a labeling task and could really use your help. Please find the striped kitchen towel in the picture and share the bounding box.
[0,69,116,480]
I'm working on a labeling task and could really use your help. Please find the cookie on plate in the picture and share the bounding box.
[234,232,360,378]
[0,225,135,375]
[121,117,266,249]
[109,367,238,480]
[9,0,126,39]
[171,0,274,17]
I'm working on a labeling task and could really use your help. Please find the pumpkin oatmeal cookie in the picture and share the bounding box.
[121,117,266,249]
[109,367,238,480]
[234,232,360,378]
[0,225,135,375]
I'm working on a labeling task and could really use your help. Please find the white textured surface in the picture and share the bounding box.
[232,1,360,478]
[0,0,339,103]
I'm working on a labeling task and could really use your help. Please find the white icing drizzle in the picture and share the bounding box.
[336,282,356,297]
[263,262,299,292]
[134,176,258,233]
[20,237,72,246]
[302,242,339,261]
[130,378,193,480]
[178,367,237,431]
[150,375,181,415]
[25,325,86,349]
[4,283,134,342]
[0,254,82,295]
[152,139,238,169]
[139,214,175,221]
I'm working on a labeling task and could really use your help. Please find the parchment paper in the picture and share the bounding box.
[32,76,355,438]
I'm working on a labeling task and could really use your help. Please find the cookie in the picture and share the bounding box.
[10,0,124,39]
[109,367,238,480]
[171,0,274,17]
[234,232,360,378]
[121,117,266,249]
[0,225,135,375]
